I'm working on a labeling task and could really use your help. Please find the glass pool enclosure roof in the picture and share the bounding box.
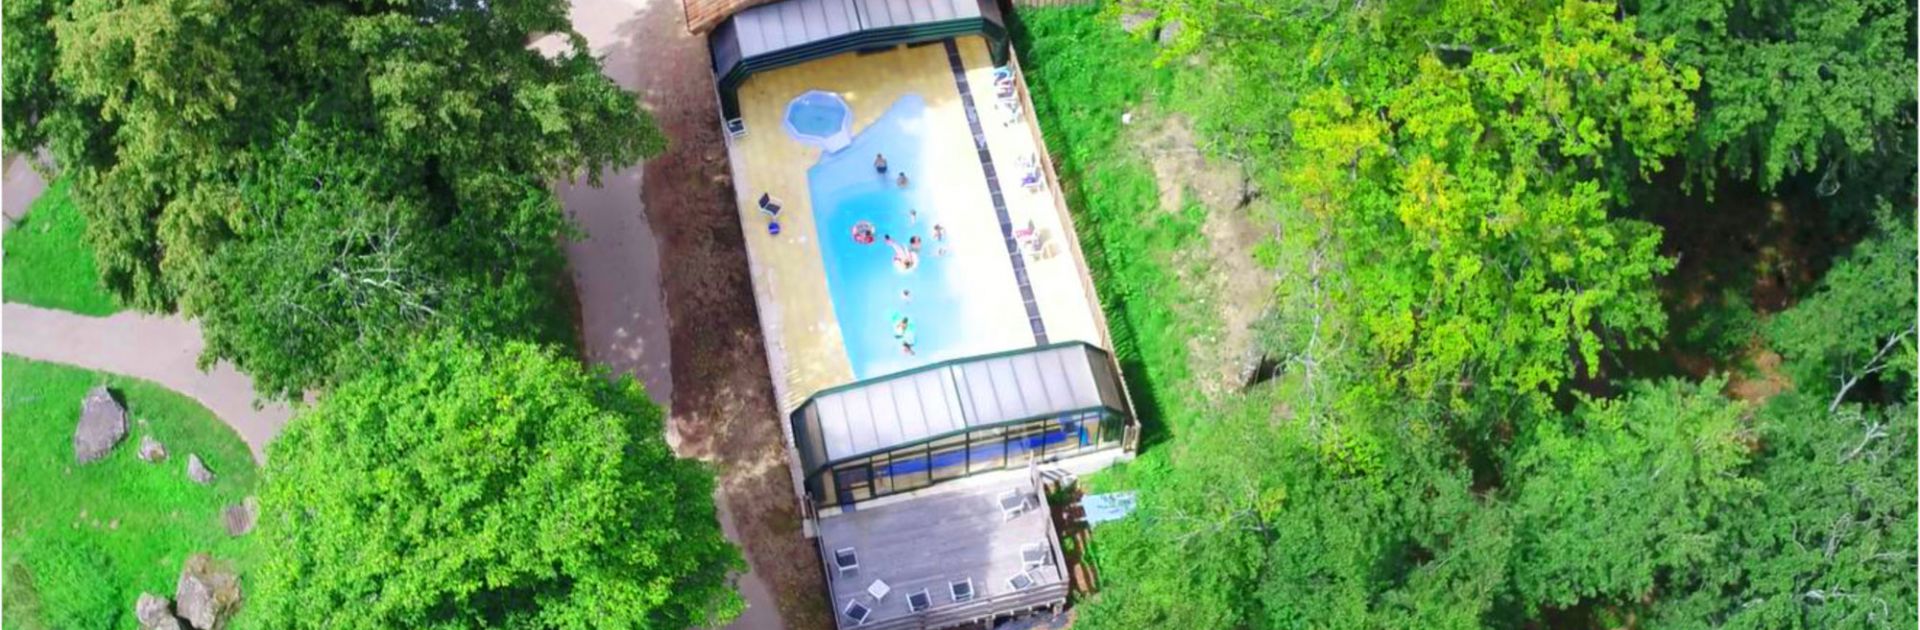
[789,342,1131,475]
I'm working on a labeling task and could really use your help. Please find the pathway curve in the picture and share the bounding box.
[2,303,291,464]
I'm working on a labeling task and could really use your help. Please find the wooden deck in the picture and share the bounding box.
[817,469,1068,629]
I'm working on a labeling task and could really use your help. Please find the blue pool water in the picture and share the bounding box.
[784,91,852,150]
[809,94,1004,379]
[788,100,845,137]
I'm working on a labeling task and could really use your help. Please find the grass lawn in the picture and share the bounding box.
[2,356,260,630]
[3,178,120,316]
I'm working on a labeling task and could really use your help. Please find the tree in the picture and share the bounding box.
[1625,0,1917,192]
[1767,209,1918,409]
[254,334,742,629]
[2,0,663,394]
[1653,393,1917,629]
[1506,377,1756,610]
[186,122,575,398]
[1074,384,1511,630]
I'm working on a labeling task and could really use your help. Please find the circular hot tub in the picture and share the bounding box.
[784,90,853,152]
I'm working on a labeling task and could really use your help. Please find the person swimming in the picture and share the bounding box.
[896,172,910,188]
[908,235,922,253]
[889,311,917,355]
[851,220,876,245]
[883,234,919,271]
[874,153,888,173]
[933,223,946,241]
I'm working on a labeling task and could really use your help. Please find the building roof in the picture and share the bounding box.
[791,342,1129,473]
[684,0,771,34]
[708,0,1007,121]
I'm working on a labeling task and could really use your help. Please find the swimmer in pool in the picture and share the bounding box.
[883,235,919,271]
[851,220,876,245]
[901,289,912,302]
[890,312,917,355]
[909,235,923,253]
[933,223,946,241]
[874,153,888,173]
[897,172,910,188]
[908,208,918,224]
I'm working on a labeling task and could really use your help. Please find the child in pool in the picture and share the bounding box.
[896,172,910,188]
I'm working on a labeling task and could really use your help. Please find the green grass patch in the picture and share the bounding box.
[3,179,120,316]
[2,356,260,630]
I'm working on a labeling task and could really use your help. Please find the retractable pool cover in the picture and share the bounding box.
[709,0,1009,122]
[789,342,1132,475]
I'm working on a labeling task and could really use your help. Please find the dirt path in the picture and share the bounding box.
[1,303,292,464]
[546,0,676,407]
[552,1,823,628]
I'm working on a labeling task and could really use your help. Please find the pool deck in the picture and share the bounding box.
[725,35,1109,421]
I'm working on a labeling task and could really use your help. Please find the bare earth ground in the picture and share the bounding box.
[1129,112,1275,398]
[565,1,832,628]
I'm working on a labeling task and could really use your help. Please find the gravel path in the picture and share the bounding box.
[2,303,292,464]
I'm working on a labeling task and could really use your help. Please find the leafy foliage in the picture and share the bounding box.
[1767,210,1918,406]
[1654,393,1917,629]
[1507,378,1755,610]
[1020,2,1915,628]
[2,0,662,395]
[1124,0,1695,416]
[253,334,741,629]
[189,123,574,398]
[1626,0,1918,191]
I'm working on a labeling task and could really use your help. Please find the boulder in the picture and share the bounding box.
[135,592,184,630]
[1158,19,1185,46]
[186,455,215,485]
[74,386,128,463]
[139,434,169,463]
[1120,11,1157,34]
[174,555,241,630]
[222,497,258,536]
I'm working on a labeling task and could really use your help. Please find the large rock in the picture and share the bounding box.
[139,434,169,463]
[1158,19,1186,46]
[222,497,258,536]
[186,454,215,485]
[74,386,128,463]
[135,592,184,630]
[174,555,241,630]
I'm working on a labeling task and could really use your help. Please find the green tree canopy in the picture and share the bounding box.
[1625,0,1917,191]
[255,334,741,629]
[2,0,662,396]
[1507,378,1755,610]
[1654,393,1917,629]
[1124,0,1696,415]
[1767,210,1918,408]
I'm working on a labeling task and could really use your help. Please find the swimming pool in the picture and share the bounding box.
[808,94,1031,379]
